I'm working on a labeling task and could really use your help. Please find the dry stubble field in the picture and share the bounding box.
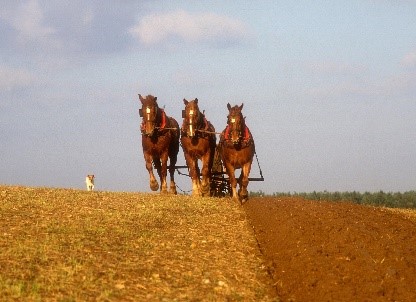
[0,185,276,301]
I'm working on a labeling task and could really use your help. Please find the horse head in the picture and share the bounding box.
[182,98,201,138]
[226,103,245,145]
[139,94,160,136]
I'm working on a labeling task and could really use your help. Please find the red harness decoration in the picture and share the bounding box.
[159,109,167,129]
[224,125,230,140]
[244,126,250,140]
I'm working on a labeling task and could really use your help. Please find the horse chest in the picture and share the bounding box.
[142,134,171,153]
[222,145,254,167]
[183,137,213,158]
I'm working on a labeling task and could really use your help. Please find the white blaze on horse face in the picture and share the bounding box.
[146,107,151,121]
[143,106,155,135]
[188,109,195,136]
[230,117,240,143]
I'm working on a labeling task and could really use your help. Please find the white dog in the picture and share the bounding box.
[85,174,95,191]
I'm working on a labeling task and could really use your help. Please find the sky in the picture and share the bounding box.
[1,0,416,194]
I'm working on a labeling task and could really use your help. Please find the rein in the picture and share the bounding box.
[155,127,178,131]
[196,129,222,135]
[142,108,178,134]
[182,111,218,137]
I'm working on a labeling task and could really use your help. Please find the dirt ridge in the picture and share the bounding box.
[244,197,416,302]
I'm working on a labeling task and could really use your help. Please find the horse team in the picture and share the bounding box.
[139,94,255,203]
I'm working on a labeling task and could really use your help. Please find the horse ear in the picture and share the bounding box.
[227,103,231,111]
[183,98,189,105]
[195,98,198,104]
[154,96,157,101]
[139,94,144,103]
[239,103,244,111]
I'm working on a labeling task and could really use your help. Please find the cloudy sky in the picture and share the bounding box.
[1,1,416,194]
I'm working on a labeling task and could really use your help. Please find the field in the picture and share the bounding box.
[1,185,416,301]
[0,186,275,301]
[244,197,416,301]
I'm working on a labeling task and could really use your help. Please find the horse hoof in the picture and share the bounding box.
[169,183,177,195]
[201,186,210,197]
[150,181,159,191]
[238,189,248,201]
[239,196,248,204]
[192,190,202,197]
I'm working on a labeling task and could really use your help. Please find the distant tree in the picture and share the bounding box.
[269,190,416,209]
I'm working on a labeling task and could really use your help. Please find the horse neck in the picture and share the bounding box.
[196,112,205,129]
[154,107,162,127]
[240,116,246,132]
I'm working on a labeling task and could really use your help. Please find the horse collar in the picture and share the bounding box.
[224,125,250,141]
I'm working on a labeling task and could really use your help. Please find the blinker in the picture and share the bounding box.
[182,110,186,118]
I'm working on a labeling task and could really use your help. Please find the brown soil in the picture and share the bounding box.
[244,197,416,302]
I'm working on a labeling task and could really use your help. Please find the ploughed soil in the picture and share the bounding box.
[243,197,416,302]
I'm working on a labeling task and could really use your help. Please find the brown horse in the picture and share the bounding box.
[139,94,180,194]
[219,103,255,203]
[181,98,216,196]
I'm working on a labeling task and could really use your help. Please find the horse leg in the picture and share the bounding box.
[168,154,177,195]
[200,152,211,197]
[224,162,238,200]
[144,154,159,191]
[153,157,166,193]
[159,153,169,194]
[169,133,179,195]
[185,153,201,196]
[238,162,252,203]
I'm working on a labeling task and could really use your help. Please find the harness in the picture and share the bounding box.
[181,114,213,138]
[221,124,253,148]
[223,125,250,141]
[140,108,168,134]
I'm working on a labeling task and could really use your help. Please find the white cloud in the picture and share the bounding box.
[401,50,416,67]
[0,0,59,48]
[130,10,251,47]
[0,66,34,92]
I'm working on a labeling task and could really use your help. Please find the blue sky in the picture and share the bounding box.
[1,1,416,193]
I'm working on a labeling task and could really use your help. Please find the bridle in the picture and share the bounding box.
[139,103,160,136]
[182,103,203,138]
[227,111,244,144]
